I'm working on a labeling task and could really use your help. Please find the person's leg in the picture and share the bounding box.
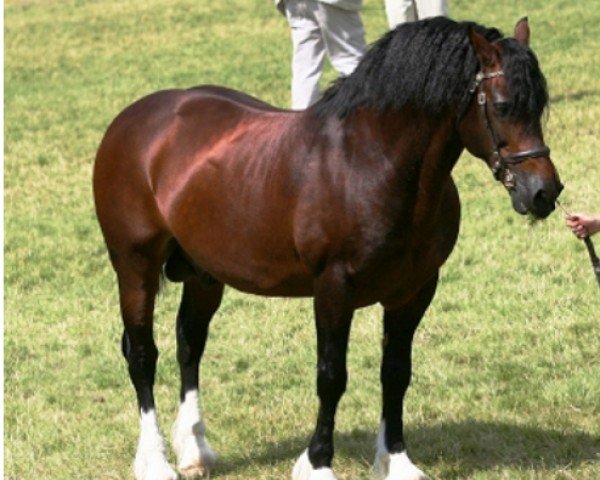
[415,0,448,19]
[285,0,326,109]
[384,0,417,28]
[317,3,366,78]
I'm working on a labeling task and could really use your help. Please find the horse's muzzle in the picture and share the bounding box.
[511,172,563,219]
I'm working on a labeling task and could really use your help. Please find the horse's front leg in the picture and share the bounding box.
[293,264,354,480]
[375,274,438,480]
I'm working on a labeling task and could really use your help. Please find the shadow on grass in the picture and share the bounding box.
[407,420,599,476]
[213,421,598,477]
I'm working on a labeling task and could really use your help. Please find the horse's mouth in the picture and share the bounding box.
[511,193,529,216]
[513,201,555,220]
[510,188,557,219]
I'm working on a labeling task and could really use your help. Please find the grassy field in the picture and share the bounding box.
[4,0,599,479]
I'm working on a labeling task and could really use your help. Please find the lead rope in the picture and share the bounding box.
[556,199,600,290]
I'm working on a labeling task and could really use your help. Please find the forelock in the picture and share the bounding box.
[498,38,549,122]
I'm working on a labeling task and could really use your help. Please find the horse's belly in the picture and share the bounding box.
[172,217,315,297]
[214,266,315,297]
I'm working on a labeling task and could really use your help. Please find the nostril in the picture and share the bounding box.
[534,189,549,203]
[533,189,555,216]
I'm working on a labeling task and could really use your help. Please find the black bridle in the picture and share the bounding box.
[469,70,551,190]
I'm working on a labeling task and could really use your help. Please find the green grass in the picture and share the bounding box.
[4,0,599,478]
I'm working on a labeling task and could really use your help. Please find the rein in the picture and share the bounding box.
[583,237,600,290]
[556,200,600,290]
[469,70,551,190]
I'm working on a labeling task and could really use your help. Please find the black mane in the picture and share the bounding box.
[313,17,548,122]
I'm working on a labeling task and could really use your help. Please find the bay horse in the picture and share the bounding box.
[93,17,562,480]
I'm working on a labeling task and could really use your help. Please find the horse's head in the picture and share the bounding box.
[459,18,562,219]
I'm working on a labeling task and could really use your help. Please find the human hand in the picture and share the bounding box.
[565,213,600,239]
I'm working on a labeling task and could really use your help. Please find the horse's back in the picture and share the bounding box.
[97,85,286,157]
[187,85,289,112]
[94,85,289,223]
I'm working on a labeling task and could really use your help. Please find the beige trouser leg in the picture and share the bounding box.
[285,0,365,109]
[384,0,448,29]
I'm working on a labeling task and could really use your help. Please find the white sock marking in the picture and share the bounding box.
[172,390,217,476]
[292,449,338,480]
[374,421,428,480]
[134,409,177,480]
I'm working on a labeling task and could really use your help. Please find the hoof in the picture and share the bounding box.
[292,450,338,480]
[134,449,178,480]
[172,391,217,478]
[173,418,217,478]
[374,422,428,480]
[179,461,213,479]
[374,450,428,480]
[176,437,217,478]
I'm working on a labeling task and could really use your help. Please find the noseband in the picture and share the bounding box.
[469,70,551,190]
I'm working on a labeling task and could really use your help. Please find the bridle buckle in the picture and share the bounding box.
[491,159,502,180]
[502,168,516,190]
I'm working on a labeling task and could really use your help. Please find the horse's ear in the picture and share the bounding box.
[514,17,530,46]
[469,29,497,68]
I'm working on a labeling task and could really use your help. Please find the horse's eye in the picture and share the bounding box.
[493,102,511,117]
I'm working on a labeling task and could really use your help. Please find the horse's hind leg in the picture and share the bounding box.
[114,248,177,480]
[172,276,223,477]
[374,274,439,480]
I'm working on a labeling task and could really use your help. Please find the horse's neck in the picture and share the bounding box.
[354,107,464,229]
[376,107,459,164]
[299,108,460,246]
[411,120,463,229]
